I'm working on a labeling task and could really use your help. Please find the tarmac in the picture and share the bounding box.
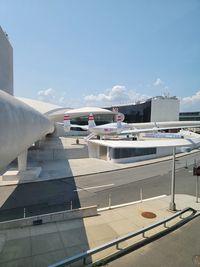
[0,194,199,267]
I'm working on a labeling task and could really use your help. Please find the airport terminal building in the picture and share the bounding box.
[105,96,180,123]
[179,111,200,121]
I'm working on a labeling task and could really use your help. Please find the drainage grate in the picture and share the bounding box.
[141,211,157,219]
[193,255,200,266]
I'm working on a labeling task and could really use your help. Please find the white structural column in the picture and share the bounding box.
[169,147,176,211]
[18,150,28,172]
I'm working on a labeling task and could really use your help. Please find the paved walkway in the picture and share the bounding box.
[0,194,199,267]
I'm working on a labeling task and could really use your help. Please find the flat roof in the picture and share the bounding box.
[88,138,196,148]
[65,107,120,119]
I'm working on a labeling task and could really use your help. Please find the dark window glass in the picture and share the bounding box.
[105,101,152,123]
[110,147,156,159]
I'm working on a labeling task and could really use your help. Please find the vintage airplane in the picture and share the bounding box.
[63,113,200,138]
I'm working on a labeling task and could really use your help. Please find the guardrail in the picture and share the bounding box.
[48,207,197,267]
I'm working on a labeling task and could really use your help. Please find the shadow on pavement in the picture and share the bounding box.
[0,137,92,266]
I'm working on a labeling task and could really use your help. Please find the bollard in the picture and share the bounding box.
[70,200,73,210]
[23,208,26,218]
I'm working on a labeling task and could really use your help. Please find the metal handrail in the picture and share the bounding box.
[48,207,197,267]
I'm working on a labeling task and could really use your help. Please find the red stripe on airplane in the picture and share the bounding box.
[64,115,70,120]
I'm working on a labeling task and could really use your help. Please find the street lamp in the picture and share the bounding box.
[169,146,176,211]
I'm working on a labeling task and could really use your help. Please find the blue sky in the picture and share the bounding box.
[0,0,200,111]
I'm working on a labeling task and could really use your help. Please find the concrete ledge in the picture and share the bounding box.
[0,205,98,230]
[1,167,42,181]
[28,148,88,161]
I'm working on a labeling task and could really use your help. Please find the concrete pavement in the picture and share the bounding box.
[0,136,200,186]
[0,194,199,266]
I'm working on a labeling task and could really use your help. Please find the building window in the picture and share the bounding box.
[105,101,152,123]
[110,147,156,159]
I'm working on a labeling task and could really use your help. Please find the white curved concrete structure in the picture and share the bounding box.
[65,107,120,119]
[0,90,54,171]
[17,97,72,122]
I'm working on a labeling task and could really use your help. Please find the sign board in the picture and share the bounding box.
[193,166,200,176]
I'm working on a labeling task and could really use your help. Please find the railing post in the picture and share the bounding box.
[140,188,143,203]
[194,158,197,166]
[83,257,86,265]
[23,208,26,218]
[70,200,73,210]
[196,175,199,203]
[109,193,111,209]
[142,231,145,238]
[185,160,188,169]
[116,242,119,250]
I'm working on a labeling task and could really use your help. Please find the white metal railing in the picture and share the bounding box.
[48,207,197,267]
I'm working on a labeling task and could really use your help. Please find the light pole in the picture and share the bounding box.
[169,147,176,211]
[196,175,199,203]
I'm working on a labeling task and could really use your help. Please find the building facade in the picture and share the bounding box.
[105,96,180,123]
[0,26,13,95]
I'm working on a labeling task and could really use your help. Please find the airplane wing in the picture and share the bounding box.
[121,124,200,135]
[56,122,88,130]
[70,124,89,131]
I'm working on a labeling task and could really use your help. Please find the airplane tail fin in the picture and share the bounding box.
[63,115,71,132]
[116,114,122,128]
[88,113,96,128]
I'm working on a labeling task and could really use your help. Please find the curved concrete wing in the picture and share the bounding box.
[0,90,54,171]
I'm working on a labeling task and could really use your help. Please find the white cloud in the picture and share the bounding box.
[153,78,164,87]
[37,88,83,107]
[37,88,69,106]
[180,90,200,111]
[84,85,150,106]
[181,90,200,105]
[37,88,56,103]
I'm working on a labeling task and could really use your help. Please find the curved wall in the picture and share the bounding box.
[0,90,54,171]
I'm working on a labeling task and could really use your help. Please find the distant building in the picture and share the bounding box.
[0,26,13,95]
[105,96,180,123]
[179,111,200,121]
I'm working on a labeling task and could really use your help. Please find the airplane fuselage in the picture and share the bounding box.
[89,122,130,135]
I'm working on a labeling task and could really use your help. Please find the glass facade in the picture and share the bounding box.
[179,112,200,121]
[110,147,157,159]
[71,114,115,126]
[105,101,152,123]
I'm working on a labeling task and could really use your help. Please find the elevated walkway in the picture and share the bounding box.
[0,194,199,266]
